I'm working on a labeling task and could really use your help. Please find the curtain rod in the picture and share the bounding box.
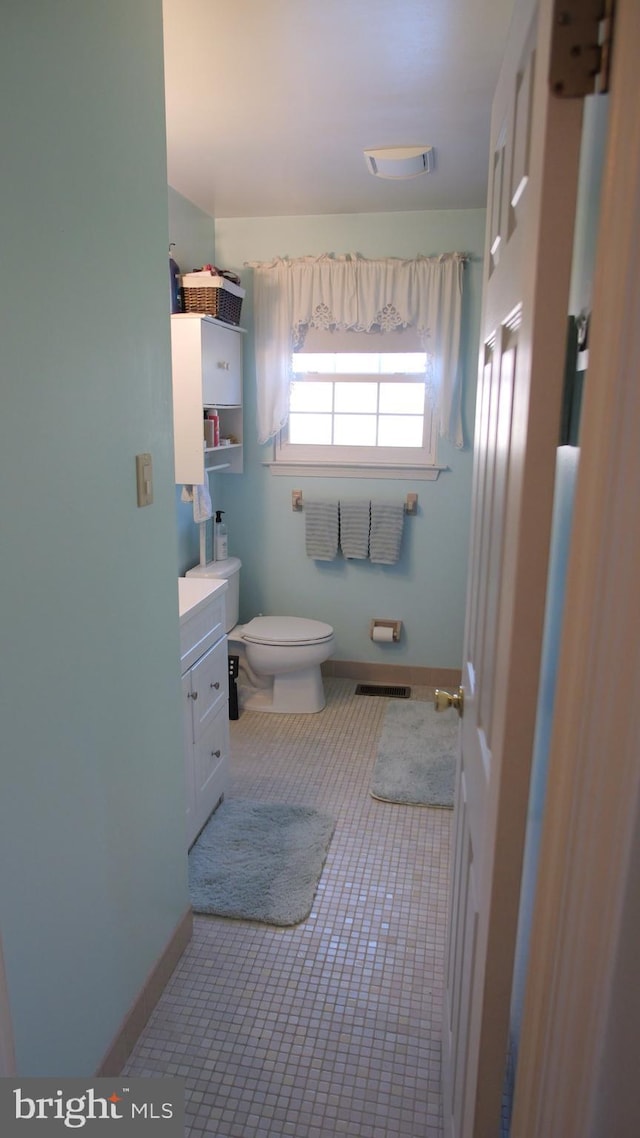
[245,252,470,269]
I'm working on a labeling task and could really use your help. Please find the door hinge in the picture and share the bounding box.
[549,0,615,97]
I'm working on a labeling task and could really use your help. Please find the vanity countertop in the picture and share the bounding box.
[178,575,227,622]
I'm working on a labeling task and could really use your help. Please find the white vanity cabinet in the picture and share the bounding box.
[171,313,245,484]
[178,577,230,848]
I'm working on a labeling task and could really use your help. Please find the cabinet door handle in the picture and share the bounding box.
[211,749,221,758]
[188,690,198,701]
[210,681,220,690]
[217,360,230,370]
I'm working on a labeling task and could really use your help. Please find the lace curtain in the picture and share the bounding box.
[249,252,466,448]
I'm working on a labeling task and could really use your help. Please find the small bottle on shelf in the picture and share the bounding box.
[204,411,220,448]
[214,510,228,560]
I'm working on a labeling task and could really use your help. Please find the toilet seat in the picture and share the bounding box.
[241,616,334,647]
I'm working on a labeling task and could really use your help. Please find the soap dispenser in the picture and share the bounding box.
[214,510,228,561]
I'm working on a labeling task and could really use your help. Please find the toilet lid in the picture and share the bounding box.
[242,616,334,646]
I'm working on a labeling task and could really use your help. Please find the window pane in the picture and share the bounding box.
[289,413,333,444]
[292,353,336,374]
[290,380,333,412]
[334,353,380,374]
[294,351,428,375]
[379,352,427,374]
[334,415,377,446]
[379,382,425,414]
[378,415,424,447]
[334,381,378,413]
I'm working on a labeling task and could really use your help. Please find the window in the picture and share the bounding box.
[253,252,465,452]
[274,329,440,474]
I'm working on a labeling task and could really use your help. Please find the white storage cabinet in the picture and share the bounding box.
[179,580,230,848]
[171,313,244,483]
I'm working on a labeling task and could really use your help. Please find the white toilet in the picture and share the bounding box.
[185,557,335,713]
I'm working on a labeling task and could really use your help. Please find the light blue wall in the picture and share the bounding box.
[0,2,188,1075]
[201,210,486,669]
[168,187,218,573]
[168,185,216,282]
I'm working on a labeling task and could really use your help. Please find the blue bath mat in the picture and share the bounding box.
[370,699,458,807]
[189,799,336,926]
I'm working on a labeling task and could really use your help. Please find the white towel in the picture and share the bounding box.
[305,500,339,561]
[369,502,405,565]
[339,500,370,559]
[183,483,212,523]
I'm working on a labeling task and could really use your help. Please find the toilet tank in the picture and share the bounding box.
[185,556,241,632]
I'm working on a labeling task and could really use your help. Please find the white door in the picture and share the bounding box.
[442,1,586,1133]
[511,1,640,1131]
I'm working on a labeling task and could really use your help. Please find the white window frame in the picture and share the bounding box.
[269,328,446,480]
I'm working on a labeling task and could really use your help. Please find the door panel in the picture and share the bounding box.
[444,780,479,1138]
[442,1,585,1134]
[478,329,518,733]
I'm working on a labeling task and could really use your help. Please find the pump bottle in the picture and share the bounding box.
[214,510,228,561]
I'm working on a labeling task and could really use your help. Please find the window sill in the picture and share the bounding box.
[265,461,448,480]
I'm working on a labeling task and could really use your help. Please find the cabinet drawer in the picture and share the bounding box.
[190,636,228,730]
[180,595,225,672]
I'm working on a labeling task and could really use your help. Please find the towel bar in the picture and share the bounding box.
[292,490,418,514]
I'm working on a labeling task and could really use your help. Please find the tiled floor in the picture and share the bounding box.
[123,678,451,1137]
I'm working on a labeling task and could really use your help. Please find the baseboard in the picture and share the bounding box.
[96,906,193,1077]
[322,659,462,688]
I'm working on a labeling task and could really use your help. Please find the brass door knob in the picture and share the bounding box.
[434,686,464,717]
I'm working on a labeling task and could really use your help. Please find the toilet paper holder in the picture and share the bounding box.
[370,619,402,642]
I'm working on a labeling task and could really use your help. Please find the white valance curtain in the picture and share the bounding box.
[249,252,466,448]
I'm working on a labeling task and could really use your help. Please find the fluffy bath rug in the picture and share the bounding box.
[370,699,458,807]
[188,798,336,926]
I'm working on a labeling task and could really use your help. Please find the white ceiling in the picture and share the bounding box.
[162,0,514,220]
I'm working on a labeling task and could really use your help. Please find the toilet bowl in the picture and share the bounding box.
[185,558,334,713]
[230,615,334,713]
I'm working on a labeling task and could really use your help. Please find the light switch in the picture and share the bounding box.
[135,452,153,507]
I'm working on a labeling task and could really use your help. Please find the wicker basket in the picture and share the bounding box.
[181,272,245,325]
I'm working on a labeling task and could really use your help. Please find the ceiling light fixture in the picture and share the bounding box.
[364,145,435,179]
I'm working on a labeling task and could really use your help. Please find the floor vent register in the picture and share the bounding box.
[354,684,411,699]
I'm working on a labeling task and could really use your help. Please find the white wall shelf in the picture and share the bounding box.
[171,314,245,482]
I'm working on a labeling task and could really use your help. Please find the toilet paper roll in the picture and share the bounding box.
[372,625,395,643]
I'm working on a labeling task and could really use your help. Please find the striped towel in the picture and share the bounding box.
[339,500,370,559]
[305,500,339,561]
[369,502,405,565]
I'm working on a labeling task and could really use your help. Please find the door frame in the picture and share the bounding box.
[512,1,640,1132]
